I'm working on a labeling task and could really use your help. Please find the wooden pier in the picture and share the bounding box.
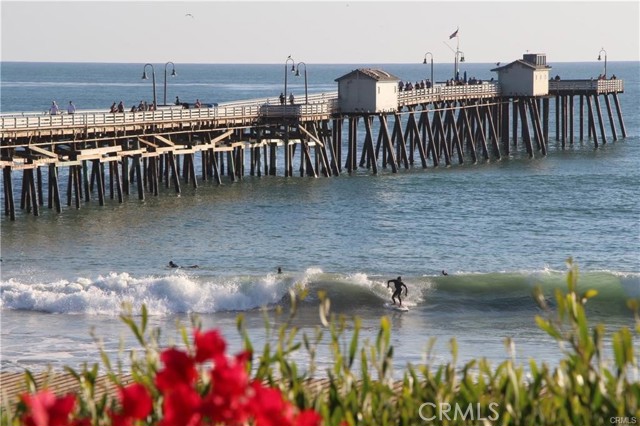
[0,73,626,220]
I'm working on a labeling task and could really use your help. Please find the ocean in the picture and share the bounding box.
[1,61,639,375]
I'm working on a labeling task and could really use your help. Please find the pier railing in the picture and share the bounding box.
[0,92,341,131]
[398,82,500,106]
[549,79,624,94]
[0,79,623,133]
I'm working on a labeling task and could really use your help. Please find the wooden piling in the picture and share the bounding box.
[585,95,598,148]
[408,111,427,168]
[512,100,519,148]
[612,93,627,138]
[362,115,378,174]
[593,95,607,144]
[3,166,16,220]
[472,102,489,161]
[603,94,618,141]
[379,115,397,173]
[579,95,584,141]
[518,99,534,157]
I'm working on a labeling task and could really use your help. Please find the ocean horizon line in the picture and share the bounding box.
[2,60,639,66]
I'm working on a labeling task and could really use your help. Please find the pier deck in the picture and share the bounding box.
[0,77,627,220]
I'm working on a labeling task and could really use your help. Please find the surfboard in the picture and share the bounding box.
[384,302,409,312]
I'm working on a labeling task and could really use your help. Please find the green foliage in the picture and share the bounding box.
[2,260,639,426]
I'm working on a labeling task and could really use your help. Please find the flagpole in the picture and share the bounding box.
[454,28,459,81]
[457,32,460,80]
[447,27,460,81]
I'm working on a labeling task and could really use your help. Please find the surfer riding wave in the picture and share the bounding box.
[387,276,408,307]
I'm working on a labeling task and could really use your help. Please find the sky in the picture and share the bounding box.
[1,0,639,64]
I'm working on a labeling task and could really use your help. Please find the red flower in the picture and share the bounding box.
[247,382,323,426]
[295,410,323,426]
[118,383,153,419]
[200,354,252,423]
[159,383,202,426]
[210,354,250,399]
[20,391,76,426]
[109,413,133,426]
[193,329,226,363]
[156,348,197,391]
[249,381,295,426]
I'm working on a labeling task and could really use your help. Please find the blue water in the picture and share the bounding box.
[1,61,639,375]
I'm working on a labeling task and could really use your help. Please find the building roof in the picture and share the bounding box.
[491,60,551,73]
[335,68,401,82]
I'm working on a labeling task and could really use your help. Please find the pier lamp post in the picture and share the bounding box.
[422,52,434,85]
[598,48,607,78]
[163,61,177,106]
[141,63,157,108]
[454,50,465,81]
[294,62,308,104]
[284,55,296,104]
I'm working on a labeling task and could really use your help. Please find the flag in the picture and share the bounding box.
[449,29,458,39]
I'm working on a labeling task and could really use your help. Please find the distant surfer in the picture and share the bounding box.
[277,267,282,274]
[442,270,448,276]
[387,276,408,307]
[168,260,199,269]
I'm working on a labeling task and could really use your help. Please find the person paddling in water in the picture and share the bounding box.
[168,260,198,269]
[387,276,408,306]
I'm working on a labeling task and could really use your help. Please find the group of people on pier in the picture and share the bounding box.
[279,92,295,105]
[398,79,433,91]
[109,101,128,113]
[49,100,76,115]
[174,96,203,109]
[398,76,490,92]
[445,76,487,86]
[48,97,208,116]
[127,101,158,112]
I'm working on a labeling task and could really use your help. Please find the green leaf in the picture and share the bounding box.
[535,315,562,340]
[581,289,598,303]
[348,317,361,369]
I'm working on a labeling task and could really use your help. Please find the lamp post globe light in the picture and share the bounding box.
[295,62,308,104]
[454,50,465,81]
[164,62,177,106]
[598,48,607,78]
[284,55,296,104]
[423,52,434,85]
[141,63,157,108]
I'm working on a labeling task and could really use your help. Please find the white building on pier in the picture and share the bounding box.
[335,68,400,113]
[491,53,551,97]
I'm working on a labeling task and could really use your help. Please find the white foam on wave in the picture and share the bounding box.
[343,272,424,307]
[0,271,300,315]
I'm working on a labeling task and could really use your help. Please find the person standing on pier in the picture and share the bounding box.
[67,101,76,114]
[49,101,59,115]
[289,93,295,105]
[279,93,285,105]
